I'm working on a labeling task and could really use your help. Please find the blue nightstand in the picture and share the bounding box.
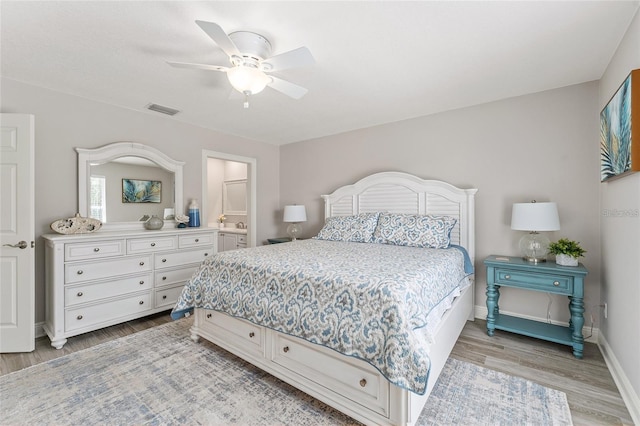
[484,255,588,358]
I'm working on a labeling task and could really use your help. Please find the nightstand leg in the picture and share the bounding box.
[486,280,498,337]
[569,296,585,359]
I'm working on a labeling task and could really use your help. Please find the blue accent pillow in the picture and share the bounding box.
[373,213,457,248]
[313,213,380,243]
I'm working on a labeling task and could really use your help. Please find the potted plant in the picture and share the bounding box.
[218,214,226,228]
[548,238,586,266]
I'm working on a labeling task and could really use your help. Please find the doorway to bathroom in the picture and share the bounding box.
[201,150,257,248]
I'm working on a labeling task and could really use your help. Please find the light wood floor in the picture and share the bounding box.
[1,313,633,425]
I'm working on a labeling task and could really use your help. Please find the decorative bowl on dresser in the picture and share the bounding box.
[43,227,217,349]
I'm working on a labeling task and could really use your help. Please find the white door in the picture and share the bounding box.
[0,114,35,352]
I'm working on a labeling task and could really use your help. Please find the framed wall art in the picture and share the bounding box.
[122,178,162,203]
[601,69,640,182]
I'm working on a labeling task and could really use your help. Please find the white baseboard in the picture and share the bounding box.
[598,333,640,425]
[35,321,46,339]
[473,304,599,343]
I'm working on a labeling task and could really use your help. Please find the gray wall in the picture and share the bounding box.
[0,77,281,324]
[599,8,640,410]
[280,81,602,330]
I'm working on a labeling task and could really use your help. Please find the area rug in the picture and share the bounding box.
[0,319,572,425]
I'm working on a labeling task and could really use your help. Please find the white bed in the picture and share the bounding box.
[185,171,477,426]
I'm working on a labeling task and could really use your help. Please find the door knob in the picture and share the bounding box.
[3,241,28,249]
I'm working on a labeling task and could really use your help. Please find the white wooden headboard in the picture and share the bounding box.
[321,171,478,263]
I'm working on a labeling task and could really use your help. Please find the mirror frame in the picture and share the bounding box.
[77,142,184,230]
[222,179,247,216]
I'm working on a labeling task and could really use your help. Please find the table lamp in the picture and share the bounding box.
[511,201,560,263]
[283,205,307,241]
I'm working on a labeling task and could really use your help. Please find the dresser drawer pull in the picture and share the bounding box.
[139,300,144,305]
[162,295,167,300]
[139,280,145,285]
[204,253,209,257]
[151,243,156,247]
[249,332,255,338]
[93,248,100,252]
[359,379,367,387]
[139,261,145,266]
[283,346,290,353]
[162,276,167,280]
[77,292,83,297]
[206,313,212,318]
[162,259,167,263]
[77,270,83,275]
[553,281,560,286]
[195,238,199,243]
[76,315,83,320]
[504,275,511,279]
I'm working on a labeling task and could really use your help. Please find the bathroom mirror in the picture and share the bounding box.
[223,179,247,215]
[77,142,184,230]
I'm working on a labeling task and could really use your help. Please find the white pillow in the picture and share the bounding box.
[313,213,380,243]
[372,213,457,248]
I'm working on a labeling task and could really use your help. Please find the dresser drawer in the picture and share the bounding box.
[64,239,125,261]
[272,333,389,416]
[127,236,177,254]
[494,268,573,295]
[154,265,198,287]
[202,311,264,356]
[155,285,185,309]
[155,248,212,269]
[237,235,246,244]
[65,274,153,306]
[65,292,151,331]
[179,232,215,248]
[65,256,152,284]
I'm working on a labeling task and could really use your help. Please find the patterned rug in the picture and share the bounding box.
[0,319,572,425]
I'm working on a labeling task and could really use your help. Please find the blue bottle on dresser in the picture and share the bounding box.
[188,199,200,227]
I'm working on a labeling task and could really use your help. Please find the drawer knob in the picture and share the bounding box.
[162,276,167,280]
[151,243,156,247]
[206,313,212,318]
[283,346,290,353]
[195,238,199,243]
[249,332,255,338]
[139,280,145,285]
[553,281,560,286]
[505,275,511,279]
[139,300,144,305]
[77,291,83,297]
[139,261,145,266]
[204,253,209,257]
[162,295,167,300]
[76,315,83,320]
[162,259,167,263]
[77,270,83,275]
[93,248,100,252]
[359,379,367,388]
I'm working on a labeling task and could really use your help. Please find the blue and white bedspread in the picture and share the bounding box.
[172,239,472,395]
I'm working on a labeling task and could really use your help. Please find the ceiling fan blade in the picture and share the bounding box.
[268,76,308,99]
[167,61,228,72]
[262,47,315,72]
[195,20,240,58]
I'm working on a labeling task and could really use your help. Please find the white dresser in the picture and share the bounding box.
[43,227,217,349]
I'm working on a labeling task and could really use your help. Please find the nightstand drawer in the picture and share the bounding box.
[494,268,572,294]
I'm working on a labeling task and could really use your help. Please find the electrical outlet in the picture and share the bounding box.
[604,302,608,319]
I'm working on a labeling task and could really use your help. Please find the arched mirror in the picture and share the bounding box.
[77,142,184,230]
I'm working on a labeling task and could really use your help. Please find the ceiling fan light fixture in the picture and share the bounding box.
[227,65,270,95]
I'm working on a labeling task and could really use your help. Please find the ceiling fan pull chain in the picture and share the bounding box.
[243,91,251,109]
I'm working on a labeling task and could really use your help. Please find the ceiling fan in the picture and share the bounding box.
[168,20,315,108]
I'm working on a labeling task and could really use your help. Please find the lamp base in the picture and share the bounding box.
[287,223,302,241]
[518,232,550,263]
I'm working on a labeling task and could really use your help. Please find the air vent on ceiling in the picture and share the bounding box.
[146,103,180,116]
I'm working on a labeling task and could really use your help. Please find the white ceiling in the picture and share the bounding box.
[2,1,638,145]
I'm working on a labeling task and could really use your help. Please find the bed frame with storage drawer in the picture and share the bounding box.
[190,172,477,426]
[43,227,217,349]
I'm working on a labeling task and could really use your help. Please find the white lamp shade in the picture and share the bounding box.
[283,205,307,223]
[511,202,560,231]
[227,65,270,95]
